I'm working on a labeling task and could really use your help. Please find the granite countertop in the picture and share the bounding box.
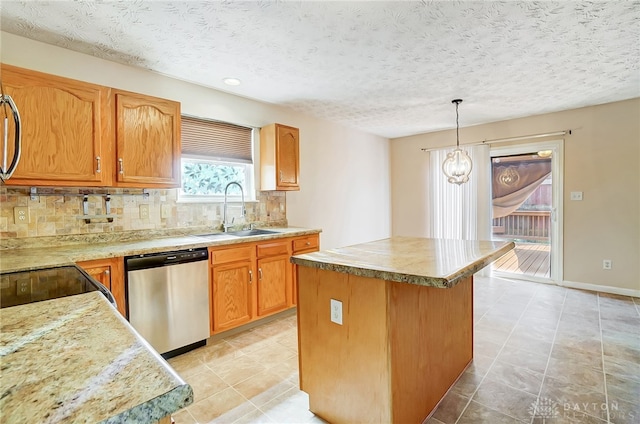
[0,292,192,423]
[291,236,515,288]
[0,227,322,273]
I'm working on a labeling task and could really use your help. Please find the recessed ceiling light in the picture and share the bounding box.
[223,78,241,86]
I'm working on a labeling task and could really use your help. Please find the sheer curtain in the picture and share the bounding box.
[492,160,551,218]
[428,145,491,241]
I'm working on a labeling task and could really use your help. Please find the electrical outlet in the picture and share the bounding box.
[330,299,343,325]
[570,191,583,201]
[603,260,612,270]
[13,206,29,224]
[139,204,150,219]
[17,280,30,295]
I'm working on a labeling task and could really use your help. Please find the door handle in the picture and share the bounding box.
[118,158,124,174]
[258,268,263,280]
[96,156,101,173]
[249,270,253,283]
[0,94,22,181]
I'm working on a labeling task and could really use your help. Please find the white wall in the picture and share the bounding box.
[391,99,640,294]
[1,32,391,250]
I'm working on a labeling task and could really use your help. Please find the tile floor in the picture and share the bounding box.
[168,276,640,424]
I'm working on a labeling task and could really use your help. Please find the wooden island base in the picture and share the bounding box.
[297,267,473,424]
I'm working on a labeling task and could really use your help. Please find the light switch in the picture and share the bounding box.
[570,191,583,201]
[161,204,172,219]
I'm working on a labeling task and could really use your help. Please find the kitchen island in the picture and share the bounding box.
[0,291,192,423]
[291,236,514,424]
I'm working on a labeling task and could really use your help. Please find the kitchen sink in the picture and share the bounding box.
[194,229,279,239]
[193,233,232,239]
[227,229,279,237]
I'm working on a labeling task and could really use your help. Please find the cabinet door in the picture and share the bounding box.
[275,125,300,189]
[211,260,253,334]
[77,257,126,317]
[83,265,111,289]
[1,65,109,186]
[257,254,289,317]
[114,91,181,188]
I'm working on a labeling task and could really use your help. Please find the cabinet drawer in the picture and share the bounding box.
[209,245,254,265]
[293,235,319,253]
[257,241,290,258]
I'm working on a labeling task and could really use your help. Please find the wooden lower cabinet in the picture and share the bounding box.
[291,234,320,306]
[209,245,255,335]
[210,237,306,335]
[77,257,126,317]
[210,258,254,333]
[256,240,291,317]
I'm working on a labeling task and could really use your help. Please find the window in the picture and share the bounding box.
[179,116,256,202]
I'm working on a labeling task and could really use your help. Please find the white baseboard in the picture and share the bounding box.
[561,280,640,298]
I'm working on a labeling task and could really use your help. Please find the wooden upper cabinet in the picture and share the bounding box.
[1,64,110,186]
[0,65,181,188]
[114,91,181,188]
[260,123,300,191]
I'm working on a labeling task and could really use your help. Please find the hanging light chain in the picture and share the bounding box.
[452,99,462,148]
[456,101,459,147]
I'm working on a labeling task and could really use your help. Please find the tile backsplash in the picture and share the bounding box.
[0,186,286,242]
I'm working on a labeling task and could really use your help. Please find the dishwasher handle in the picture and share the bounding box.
[125,248,208,271]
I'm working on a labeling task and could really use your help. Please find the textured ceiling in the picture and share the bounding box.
[1,1,639,138]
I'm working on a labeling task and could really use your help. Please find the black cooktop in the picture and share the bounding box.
[0,265,116,309]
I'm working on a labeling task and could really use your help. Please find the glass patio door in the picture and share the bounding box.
[489,141,563,284]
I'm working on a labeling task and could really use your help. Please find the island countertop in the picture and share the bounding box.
[290,236,514,288]
[0,292,193,423]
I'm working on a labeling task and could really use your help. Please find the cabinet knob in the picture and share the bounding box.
[306,242,310,246]
[104,269,110,275]
[118,158,124,174]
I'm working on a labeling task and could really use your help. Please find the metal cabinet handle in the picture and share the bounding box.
[249,270,253,283]
[118,158,124,174]
[279,170,283,182]
[258,268,263,280]
[306,242,310,246]
[96,156,101,173]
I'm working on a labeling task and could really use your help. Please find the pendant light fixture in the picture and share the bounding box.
[442,99,473,185]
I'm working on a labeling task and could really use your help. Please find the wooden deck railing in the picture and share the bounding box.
[492,211,551,241]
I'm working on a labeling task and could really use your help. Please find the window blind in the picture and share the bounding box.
[181,116,253,163]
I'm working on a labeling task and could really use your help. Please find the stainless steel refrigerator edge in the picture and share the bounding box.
[126,248,209,357]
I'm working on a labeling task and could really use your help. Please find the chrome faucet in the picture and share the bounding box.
[223,181,245,232]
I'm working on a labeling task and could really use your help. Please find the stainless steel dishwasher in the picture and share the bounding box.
[125,248,209,358]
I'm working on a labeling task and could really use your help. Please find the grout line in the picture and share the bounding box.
[597,293,611,424]
[453,277,542,424]
[530,285,567,424]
